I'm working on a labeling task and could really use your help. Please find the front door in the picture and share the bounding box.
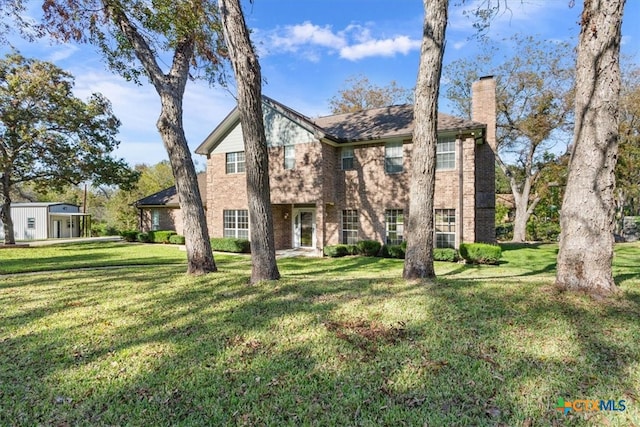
[293,209,316,248]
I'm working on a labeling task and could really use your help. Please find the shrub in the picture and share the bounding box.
[381,244,405,259]
[169,234,185,245]
[356,240,382,257]
[433,248,458,262]
[345,244,358,255]
[323,244,349,257]
[137,232,151,243]
[210,237,251,253]
[147,230,176,244]
[459,243,502,265]
[120,230,138,242]
[496,223,514,241]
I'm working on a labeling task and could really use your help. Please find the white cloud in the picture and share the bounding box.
[46,44,79,63]
[340,35,421,61]
[269,21,346,53]
[452,40,467,50]
[261,20,420,62]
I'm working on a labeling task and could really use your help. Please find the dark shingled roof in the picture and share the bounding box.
[134,173,207,207]
[313,104,484,142]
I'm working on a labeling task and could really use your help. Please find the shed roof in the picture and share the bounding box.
[11,202,78,208]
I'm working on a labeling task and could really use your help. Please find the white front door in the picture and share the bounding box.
[292,209,316,248]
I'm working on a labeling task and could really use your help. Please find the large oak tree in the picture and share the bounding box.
[35,0,222,274]
[403,0,448,280]
[219,0,280,283]
[444,36,574,242]
[556,0,626,295]
[0,52,136,244]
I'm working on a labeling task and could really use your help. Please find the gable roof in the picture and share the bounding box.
[134,173,207,208]
[195,96,486,154]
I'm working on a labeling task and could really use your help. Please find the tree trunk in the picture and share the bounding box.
[105,3,216,275]
[220,0,280,283]
[556,0,625,295]
[403,0,448,280]
[1,171,15,245]
[158,92,216,275]
[510,177,540,242]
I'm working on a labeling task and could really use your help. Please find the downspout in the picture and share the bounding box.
[457,136,464,248]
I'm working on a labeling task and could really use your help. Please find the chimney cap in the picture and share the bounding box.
[479,75,494,80]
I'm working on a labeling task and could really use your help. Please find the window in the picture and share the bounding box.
[341,210,359,244]
[436,138,456,170]
[224,210,249,239]
[341,147,354,170]
[151,209,160,231]
[226,151,245,174]
[284,144,295,170]
[385,209,404,245]
[385,141,403,173]
[27,218,35,229]
[435,209,456,248]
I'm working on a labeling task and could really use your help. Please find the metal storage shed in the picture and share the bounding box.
[0,203,91,241]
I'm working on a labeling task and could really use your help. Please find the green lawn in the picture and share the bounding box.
[1,242,639,426]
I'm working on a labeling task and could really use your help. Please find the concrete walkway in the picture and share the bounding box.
[26,236,123,246]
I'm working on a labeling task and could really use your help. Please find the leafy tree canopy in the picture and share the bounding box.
[329,74,413,114]
[0,52,138,191]
[1,52,138,243]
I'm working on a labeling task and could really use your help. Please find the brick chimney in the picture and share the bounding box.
[471,76,496,150]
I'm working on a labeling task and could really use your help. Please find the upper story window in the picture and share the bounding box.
[226,151,245,174]
[385,141,403,174]
[341,147,354,170]
[436,138,456,170]
[284,144,295,170]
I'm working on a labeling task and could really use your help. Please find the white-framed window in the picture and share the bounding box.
[385,141,403,174]
[385,209,404,245]
[151,209,160,231]
[435,209,456,248]
[224,209,249,239]
[27,218,35,229]
[436,138,456,170]
[284,144,295,170]
[341,210,358,244]
[226,151,245,174]
[341,146,354,170]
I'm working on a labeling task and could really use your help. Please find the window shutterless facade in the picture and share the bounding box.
[223,209,249,239]
[226,151,246,174]
[341,210,359,244]
[385,141,403,173]
[435,209,456,248]
[151,209,160,230]
[284,144,295,170]
[436,138,456,170]
[385,209,404,245]
[341,147,354,170]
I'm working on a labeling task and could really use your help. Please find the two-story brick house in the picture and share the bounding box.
[195,77,496,252]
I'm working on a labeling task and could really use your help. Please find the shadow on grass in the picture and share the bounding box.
[1,245,639,425]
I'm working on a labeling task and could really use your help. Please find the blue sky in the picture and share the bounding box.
[3,0,639,167]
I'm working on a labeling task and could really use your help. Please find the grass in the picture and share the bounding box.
[0,241,639,426]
